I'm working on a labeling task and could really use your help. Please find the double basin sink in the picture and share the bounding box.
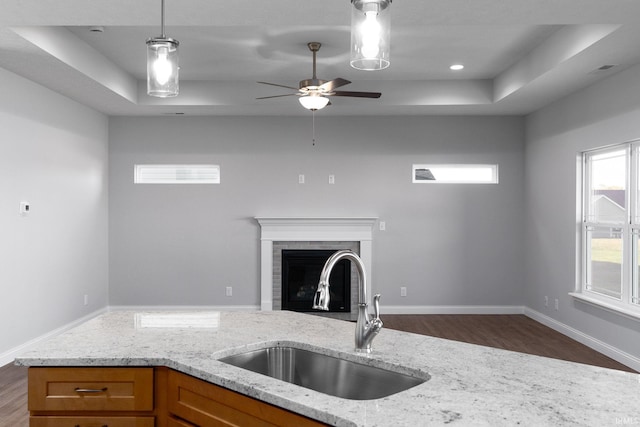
[219,345,429,400]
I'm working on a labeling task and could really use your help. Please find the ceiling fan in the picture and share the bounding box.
[257,42,381,111]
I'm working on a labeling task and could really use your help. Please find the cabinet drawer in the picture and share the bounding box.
[29,368,154,412]
[29,416,154,427]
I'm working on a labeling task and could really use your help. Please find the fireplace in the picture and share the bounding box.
[273,241,360,320]
[255,217,377,321]
[281,249,351,313]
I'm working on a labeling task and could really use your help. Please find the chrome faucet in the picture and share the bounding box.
[313,250,383,353]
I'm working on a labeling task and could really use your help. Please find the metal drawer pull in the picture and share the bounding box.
[74,425,107,427]
[74,387,108,393]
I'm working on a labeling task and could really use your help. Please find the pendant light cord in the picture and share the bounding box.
[160,0,166,38]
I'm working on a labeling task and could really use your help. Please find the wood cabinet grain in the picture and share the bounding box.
[167,369,328,427]
[27,367,329,427]
[28,367,156,426]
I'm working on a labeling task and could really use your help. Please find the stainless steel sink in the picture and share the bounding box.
[219,346,428,400]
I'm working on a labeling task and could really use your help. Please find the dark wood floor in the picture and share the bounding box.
[0,362,28,427]
[0,314,635,427]
[381,314,636,373]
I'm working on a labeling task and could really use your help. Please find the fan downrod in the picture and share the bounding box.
[300,42,325,89]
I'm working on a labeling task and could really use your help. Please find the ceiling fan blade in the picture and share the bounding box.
[257,81,300,91]
[319,78,351,92]
[331,91,381,99]
[256,94,299,100]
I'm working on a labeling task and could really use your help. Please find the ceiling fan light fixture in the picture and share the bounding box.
[350,0,391,71]
[257,42,381,108]
[299,94,330,111]
[147,0,179,97]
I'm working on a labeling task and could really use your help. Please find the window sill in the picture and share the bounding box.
[569,292,640,322]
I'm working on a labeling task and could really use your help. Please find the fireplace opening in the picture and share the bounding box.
[281,249,351,313]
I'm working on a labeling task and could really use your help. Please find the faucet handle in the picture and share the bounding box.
[372,294,382,320]
[313,284,330,311]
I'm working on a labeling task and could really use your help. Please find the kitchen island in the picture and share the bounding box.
[15,311,640,426]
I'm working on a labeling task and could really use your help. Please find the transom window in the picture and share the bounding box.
[134,164,220,184]
[412,164,498,184]
[580,142,640,317]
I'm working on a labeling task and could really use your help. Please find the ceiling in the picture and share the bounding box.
[2,0,640,116]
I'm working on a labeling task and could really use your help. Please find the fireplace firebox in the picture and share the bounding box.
[281,250,351,313]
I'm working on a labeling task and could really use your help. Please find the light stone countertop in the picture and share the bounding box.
[15,310,640,427]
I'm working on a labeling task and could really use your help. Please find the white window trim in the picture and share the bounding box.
[134,164,220,184]
[412,164,498,184]
[570,292,640,322]
[575,141,640,321]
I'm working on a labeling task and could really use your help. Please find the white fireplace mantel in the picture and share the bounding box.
[256,217,377,311]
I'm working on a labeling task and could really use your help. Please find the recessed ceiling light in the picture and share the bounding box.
[450,64,464,71]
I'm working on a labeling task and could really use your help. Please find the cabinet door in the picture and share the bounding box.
[29,367,154,412]
[167,370,328,427]
[29,416,155,427]
[168,415,196,427]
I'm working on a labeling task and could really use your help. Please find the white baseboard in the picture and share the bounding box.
[0,307,108,367]
[382,305,525,315]
[524,307,640,372]
[108,305,261,312]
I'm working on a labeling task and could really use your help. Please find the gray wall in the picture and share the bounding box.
[525,63,640,360]
[0,67,109,362]
[109,115,525,309]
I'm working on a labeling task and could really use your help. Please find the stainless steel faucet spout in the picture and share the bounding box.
[313,250,383,353]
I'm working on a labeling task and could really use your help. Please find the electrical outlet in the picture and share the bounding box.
[379,221,386,231]
[544,296,548,307]
[400,286,407,297]
[328,174,335,184]
[554,298,559,311]
[225,286,233,297]
[298,174,305,184]
[19,201,30,215]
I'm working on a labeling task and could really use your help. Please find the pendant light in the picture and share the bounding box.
[146,0,179,97]
[350,0,391,71]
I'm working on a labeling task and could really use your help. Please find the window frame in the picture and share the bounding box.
[134,164,220,184]
[576,142,640,320]
[412,163,499,184]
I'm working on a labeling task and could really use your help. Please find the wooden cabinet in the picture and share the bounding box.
[167,369,328,427]
[28,367,156,427]
[28,366,329,427]
[167,415,195,427]
[29,417,155,427]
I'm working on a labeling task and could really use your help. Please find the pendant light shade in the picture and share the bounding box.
[147,0,179,97]
[146,38,179,97]
[350,0,391,71]
[299,94,330,111]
